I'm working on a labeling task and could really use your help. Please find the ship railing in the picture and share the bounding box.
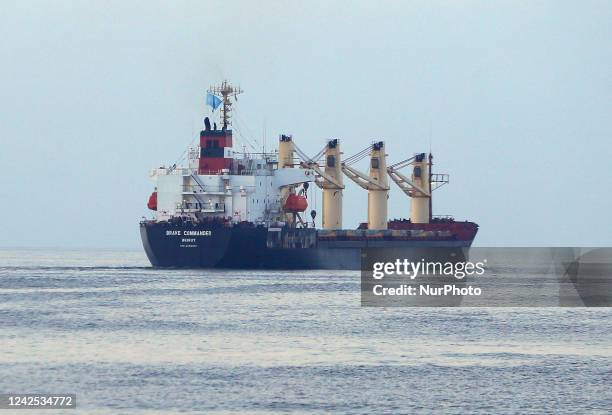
[182,184,227,193]
[196,169,267,176]
[153,167,198,176]
[316,229,454,239]
[176,202,226,212]
[236,169,274,176]
[431,215,455,221]
[234,151,278,159]
[154,166,276,177]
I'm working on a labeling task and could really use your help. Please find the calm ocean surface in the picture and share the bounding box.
[0,248,610,414]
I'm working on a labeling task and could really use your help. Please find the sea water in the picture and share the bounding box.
[0,249,610,414]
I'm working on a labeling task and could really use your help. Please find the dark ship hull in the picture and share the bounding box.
[140,220,478,269]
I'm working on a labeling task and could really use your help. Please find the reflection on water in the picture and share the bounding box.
[0,249,610,414]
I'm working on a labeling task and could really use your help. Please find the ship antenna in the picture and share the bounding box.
[428,120,433,154]
[208,80,243,129]
[263,118,267,155]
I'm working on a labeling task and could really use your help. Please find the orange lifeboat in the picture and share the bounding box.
[147,191,157,210]
[283,194,308,212]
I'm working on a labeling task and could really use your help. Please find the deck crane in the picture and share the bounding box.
[277,134,315,227]
[386,153,449,223]
[294,139,345,229]
[341,141,390,230]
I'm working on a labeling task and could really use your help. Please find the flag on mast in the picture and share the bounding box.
[206,93,222,111]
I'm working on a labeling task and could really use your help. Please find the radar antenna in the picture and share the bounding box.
[208,80,243,129]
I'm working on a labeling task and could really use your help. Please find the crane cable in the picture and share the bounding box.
[388,155,417,170]
[293,142,326,164]
[343,144,372,166]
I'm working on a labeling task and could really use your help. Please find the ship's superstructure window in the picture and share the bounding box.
[201,147,225,158]
[204,139,221,148]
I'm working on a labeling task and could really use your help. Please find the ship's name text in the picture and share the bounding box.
[166,230,212,236]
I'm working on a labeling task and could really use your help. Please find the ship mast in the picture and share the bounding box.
[208,80,243,129]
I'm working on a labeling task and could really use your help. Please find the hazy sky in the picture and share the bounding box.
[1,1,610,248]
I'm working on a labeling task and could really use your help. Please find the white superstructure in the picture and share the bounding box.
[151,151,314,224]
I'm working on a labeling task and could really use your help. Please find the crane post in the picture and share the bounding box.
[322,139,343,229]
[367,141,389,230]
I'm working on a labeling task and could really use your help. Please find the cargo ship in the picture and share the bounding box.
[140,81,478,268]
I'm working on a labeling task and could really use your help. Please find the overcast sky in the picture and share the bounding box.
[0,1,610,248]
